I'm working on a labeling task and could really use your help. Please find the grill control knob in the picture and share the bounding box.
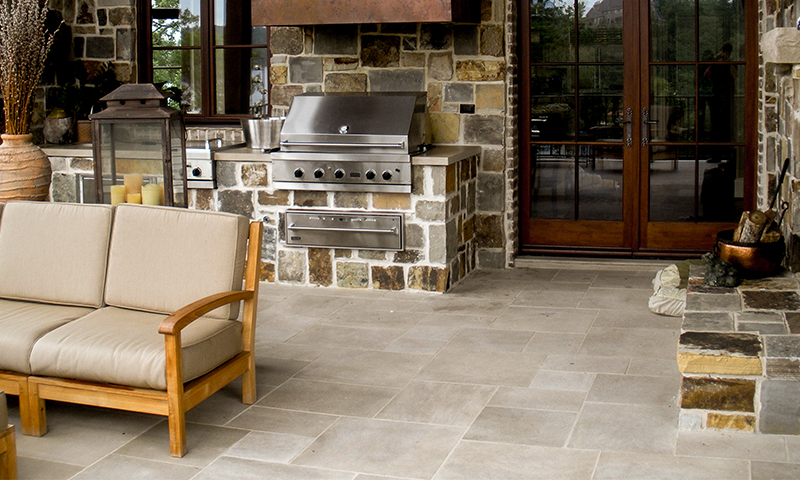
[191,167,202,177]
[365,169,376,180]
[382,170,393,181]
[334,168,345,179]
[293,168,304,178]
[314,168,325,179]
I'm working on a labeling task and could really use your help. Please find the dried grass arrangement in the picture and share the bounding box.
[0,0,59,134]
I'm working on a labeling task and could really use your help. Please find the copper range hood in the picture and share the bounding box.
[252,0,479,26]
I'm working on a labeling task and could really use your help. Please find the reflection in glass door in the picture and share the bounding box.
[520,0,754,254]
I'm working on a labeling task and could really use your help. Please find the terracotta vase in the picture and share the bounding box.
[0,134,52,202]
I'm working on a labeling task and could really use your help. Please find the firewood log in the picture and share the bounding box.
[737,210,768,244]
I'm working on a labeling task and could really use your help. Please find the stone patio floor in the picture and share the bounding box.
[7,258,800,479]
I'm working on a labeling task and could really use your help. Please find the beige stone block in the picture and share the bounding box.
[677,352,763,376]
[242,163,269,187]
[706,413,755,432]
[258,190,290,206]
[476,83,505,111]
[402,52,425,68]
[270,65,288,84]
[762,28,800,64]
[322,57,359,72]
[428,113,460,144]
[427,83,443,112]
[372,193,411,210]
[456,60,505,82]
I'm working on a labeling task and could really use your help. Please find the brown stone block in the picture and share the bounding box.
[359,250,387,260]
[271,84,304,106]
[372,193,411,210]
[70,158,93,171]
[258,190,290,206]
[334,192,369,209]
[294,191,328,207]
[455,60,505,82]
[270,26,304,55]
[270,65,288,85]
[372,265,405,290]
[324,73,367,92]
[334,249,352,258]
[308,248,332,286]
[260,262,275,282]
[679,332,762,357]
[194,189,215,211]
[322,57,359,72]
[242,164,269,187]
[707,413,755,432]
[408,265,449,292]
[476,83,505,111]
[463,215,475,242]
[361,35,401,68]
[479,25,504,57]
[766,358,800,380]
[412,166,425,196]
[742,291,800,311]
[474,214,503,248]
[446,164,457,193]
[393,250,422,264]
[428,113,459,144]
[680,377,755,412]
[427,82,443,112]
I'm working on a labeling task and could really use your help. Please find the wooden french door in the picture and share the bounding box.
[520,0,756,255]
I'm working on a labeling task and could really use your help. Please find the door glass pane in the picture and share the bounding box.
[530,0,575,63]
[531,66,575,141]
[215,48,269,115]
[699,63,743,143]
[650,0,696,62]
[153,49,201,114]
[699,145,744,222]
[151,0,201,48]
[579,0,623,63]
[699,0,745,62]
[579,145,622,220]
[649,146,695,221]
[650,65,694,143]
[580,65,624,141]
[531,145,575,219]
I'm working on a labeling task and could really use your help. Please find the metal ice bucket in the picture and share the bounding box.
[241,117,284,151]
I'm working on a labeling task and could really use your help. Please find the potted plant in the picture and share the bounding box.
[0,0,59,201]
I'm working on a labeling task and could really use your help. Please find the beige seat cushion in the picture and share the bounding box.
[104,204,249,320]
[29,306,242,390]
[0,202,114,308]
[0,299,94,374]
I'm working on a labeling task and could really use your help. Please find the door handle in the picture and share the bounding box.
[641,108,659,147]
[623,108,633,147]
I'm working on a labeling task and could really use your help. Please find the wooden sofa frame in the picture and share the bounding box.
[0,221,262,458]
[0,420,16,480]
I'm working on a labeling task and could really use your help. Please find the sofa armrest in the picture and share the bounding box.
[158,290,254,335]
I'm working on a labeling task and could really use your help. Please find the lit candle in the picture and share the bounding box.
[126,193,142,204]
[124,173,143,195]
[142,184,162,205]
[110,185,126,206]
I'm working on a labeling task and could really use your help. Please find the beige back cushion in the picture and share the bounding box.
[104,204,249,319]
[0,202,114,308]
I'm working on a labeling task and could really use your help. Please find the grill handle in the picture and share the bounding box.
[288,224,398,234]
[280,141,405,149]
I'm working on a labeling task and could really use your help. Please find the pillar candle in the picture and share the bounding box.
[142,184,162,205]
[124,173,143,195]
[126,193,142,204]
[110,185,127,206]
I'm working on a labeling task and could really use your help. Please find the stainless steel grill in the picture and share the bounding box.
[271,92,428,193]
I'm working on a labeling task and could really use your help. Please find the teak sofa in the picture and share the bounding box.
[1,390,16,480]
[0,201,263,457]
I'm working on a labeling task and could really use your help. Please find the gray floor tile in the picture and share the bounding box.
[296,348,431,388]
[287,324,405,350]
[416,348,546,386]
[525,332,585,355]
[225,431,314,464]
[592,309,682,330]
[492,306,598,333]
[530,370,595,391]
[578,327,679,359]
[323,302,426,329]
[258,293,352,320]
[579,287,653,311]
[227,406,338,437]
[510,289,585,308]
[292,417,463,479]
[593,270,660,289]
[541,354,630,374]
[376,381,495,426]
[194,456,356,480]
[411,295,511,316]
[626,357,681,376]
[254,356,311,387]
[445,327,534,352]
[464,406,577,447]
[676,430,788,462]
[552,269,600,283]
[254,341,332,362]
[259,378,398,417]
[568,403,678,454]
[594,451,750,480]
[186,384,254,426]
[488,387,587,412]
[16,456,84,480]
[403,313,495,341]
[433,441,598,480]
[752,461,800,480]
[69,454,200,480]
[385,336,448,355]
[586,374,680,406]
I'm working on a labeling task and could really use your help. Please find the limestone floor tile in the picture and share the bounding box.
[410,295,511,316]
[464,406,577,447]
[254,356,310,387]
[530,370,595,392]
[225,431,315,464]
[586,374,681,406]
[384,336,448,355]
[287,324,405,350]
[578,327,679,359]
[416,348,546,386]
[432,441,598,480]
[510,289,585,308]
[292,417,464,479]
[403,313,495,341]
[323,306,425,330]
[16,456,83,480]
[258,293,351,320]
[541,354,629,374]
[525,332,585,355]
[258,378,398,417]
[488,387,587,413]
[11,403,161,466]
[254,341,331,363]
[295,348,431,388]
[444,327,534,352]
[552,269,600,283]
[592,309,682,330]
[227,406,338,438]
[626,357,681,376]
[578,287,654,311]
[68,454,201,480]
[446,277,529,298]
[592,270,661,289]
[676,430,788,462]
[194,456,356,480]
[185,383,255,426]
[786,435,800,463]
[376,381,495,426]
[114,422,250,468]
[492,306,598,333]
[568,403,678,454]
[593,451,750,480]
[751,461,800,480]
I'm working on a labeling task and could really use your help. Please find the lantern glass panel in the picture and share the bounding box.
[170,117,186,206]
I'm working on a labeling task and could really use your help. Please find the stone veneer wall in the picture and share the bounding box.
[761,0,800,271]
[267,0,515,269]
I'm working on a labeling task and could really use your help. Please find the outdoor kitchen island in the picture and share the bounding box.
[43,142,482,293]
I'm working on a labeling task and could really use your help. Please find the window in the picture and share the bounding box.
[139,0,269,121]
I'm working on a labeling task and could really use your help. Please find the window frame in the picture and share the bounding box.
[137,0,270,123]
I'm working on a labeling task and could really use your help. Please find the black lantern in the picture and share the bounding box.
[90,84,187,207]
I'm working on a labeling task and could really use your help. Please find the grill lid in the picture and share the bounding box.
[279,92,428,154]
